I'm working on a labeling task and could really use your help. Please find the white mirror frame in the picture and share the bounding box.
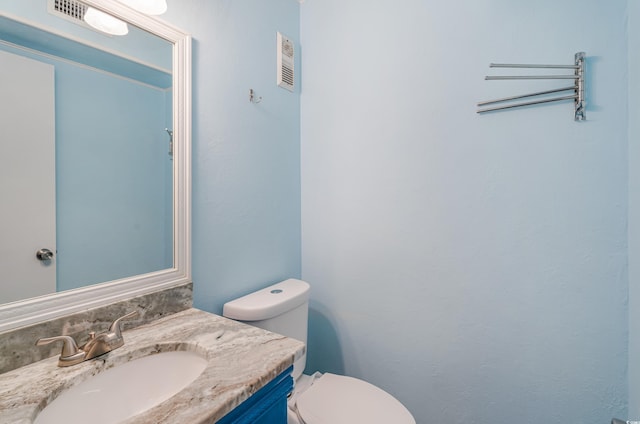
[0,0,191,333]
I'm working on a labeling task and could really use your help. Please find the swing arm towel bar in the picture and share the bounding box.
[477,86,576,107]
[485,75,578,80]
[477,52,586,121]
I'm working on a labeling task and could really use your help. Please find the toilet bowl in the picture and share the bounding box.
[222,279,415,424]
[287,372,415,424]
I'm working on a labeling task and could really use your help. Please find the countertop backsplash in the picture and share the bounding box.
[0,282,193,374]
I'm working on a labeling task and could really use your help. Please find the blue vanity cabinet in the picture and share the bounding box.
[217,367,293,424]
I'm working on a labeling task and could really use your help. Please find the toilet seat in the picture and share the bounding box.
[291,373,415,424]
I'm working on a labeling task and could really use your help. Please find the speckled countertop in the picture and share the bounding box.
[0,308,306,424]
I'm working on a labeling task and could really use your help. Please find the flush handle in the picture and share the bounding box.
[36,248,54,261]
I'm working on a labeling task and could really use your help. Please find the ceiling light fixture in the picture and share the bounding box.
[84,7,129,35]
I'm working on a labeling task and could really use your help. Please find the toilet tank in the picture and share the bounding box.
[222,279,310,379]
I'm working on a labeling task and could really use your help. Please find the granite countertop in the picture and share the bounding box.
[0,308,306,424]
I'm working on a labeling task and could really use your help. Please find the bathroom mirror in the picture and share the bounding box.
[1,2,173,300]
[0,0,191,332]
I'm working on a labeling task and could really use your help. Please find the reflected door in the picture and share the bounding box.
[0,50,56,303]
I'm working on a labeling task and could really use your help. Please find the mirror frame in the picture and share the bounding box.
[0,0,191,333]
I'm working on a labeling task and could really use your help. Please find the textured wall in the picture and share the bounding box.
[628,0,640,418]
[300,1,628,423]
[163,0,302,313]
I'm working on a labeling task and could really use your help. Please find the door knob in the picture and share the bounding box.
[36,248,54,261]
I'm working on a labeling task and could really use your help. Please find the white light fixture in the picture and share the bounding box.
[117,0,167,15]
[84,7,129,35]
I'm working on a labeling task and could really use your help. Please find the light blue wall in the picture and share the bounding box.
[55,63,172,290]
[163,0,301,313]
[629,0,640,418]
[300,1,628,424]
[157,1,632,422]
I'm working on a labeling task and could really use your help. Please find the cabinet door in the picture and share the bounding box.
[217,368,293,424]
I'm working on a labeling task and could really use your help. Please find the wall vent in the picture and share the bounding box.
[277,32,295,92]
[47,0,91,28]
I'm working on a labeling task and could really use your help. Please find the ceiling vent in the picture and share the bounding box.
[277,32,294,92]
[47,0,91,29]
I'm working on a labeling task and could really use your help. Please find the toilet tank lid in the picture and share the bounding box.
[222,279,310,321]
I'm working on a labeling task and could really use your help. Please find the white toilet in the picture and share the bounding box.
[222,278,416,424]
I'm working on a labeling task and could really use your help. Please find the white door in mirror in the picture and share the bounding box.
[0,50,56,303]
[34,351,207,424]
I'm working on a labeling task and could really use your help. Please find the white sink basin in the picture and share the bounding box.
[34,350,207,424]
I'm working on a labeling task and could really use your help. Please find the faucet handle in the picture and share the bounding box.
[108,311,139,338]
[35,335,86,366]
[36,335,80,356]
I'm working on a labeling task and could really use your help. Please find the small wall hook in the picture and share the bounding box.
[249,89,262,104]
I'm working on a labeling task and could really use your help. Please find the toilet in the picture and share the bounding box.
[222,278,416,424]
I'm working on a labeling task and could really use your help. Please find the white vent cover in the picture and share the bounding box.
[47,0,91,29]
[277,32,294,92]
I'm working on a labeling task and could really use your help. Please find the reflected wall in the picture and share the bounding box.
[0,1,173,294]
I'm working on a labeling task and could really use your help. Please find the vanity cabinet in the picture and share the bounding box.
[217,367,293,424]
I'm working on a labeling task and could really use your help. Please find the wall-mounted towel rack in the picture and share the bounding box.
[477,52,586,121]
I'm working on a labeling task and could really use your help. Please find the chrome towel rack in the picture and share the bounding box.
[477,52,586,121]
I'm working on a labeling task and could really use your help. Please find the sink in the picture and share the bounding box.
[34,350,207,424]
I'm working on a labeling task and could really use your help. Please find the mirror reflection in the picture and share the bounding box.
[0,1,173,304]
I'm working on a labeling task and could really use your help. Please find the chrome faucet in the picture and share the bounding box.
[35,311,138,367]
